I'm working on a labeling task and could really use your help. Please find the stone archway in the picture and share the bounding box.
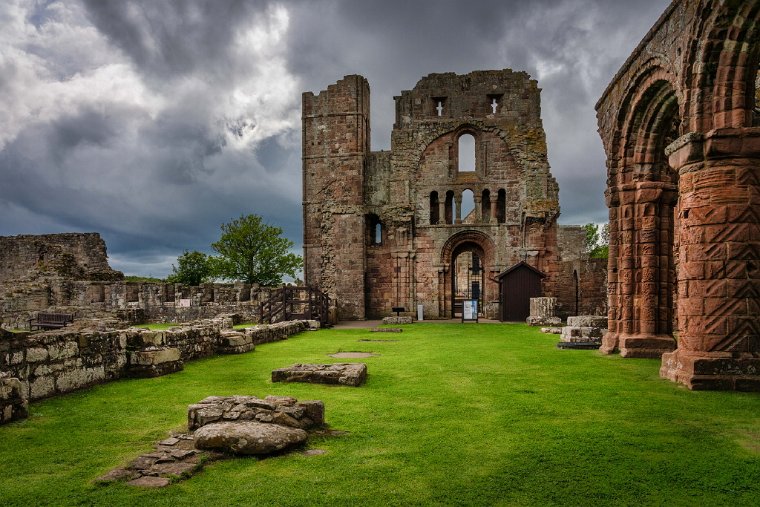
[603,74,682,358]
[597,0,760,390]
[440,231,496,318]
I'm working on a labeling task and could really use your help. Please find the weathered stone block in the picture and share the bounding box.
[26,347,48,363]
[272,363,367,387]
[127,347,183,378]
[215,331,254,354]
[0,375,28,424]
[194,421,308,456]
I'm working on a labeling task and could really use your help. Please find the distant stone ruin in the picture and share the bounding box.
[0,233,123,283]
[0,233,290,329]
[302,71,607,322]
[526,297,561,326]
[557,316,607,350]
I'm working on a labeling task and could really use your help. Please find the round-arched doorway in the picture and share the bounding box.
[440,231,496,318]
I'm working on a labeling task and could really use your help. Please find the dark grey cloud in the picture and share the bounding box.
[1,0,670,276]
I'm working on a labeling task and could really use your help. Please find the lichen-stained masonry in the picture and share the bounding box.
[303,70,601,321]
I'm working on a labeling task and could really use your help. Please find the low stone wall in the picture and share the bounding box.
[0,278,276,330]
[0,318,310,407]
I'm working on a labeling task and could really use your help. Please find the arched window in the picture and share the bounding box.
[429,191,440,225]
[445,190,455,225]
[458,134,475,172]
[367,214,383,245]
[481,189,491,223]
[461,189,475,223]
[496,189,506,224]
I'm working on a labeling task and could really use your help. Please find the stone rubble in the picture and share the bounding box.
[99,394,327,488]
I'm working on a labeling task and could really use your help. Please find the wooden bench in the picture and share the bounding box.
[29,312,74,331]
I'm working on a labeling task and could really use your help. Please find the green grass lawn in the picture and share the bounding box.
[1,323,758,506]
[132,323,179,330]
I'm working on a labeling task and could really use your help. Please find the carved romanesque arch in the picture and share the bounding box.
[683,1,760,130]
[598,0,760,390]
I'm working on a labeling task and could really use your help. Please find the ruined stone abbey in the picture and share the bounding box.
[302,70,605,321]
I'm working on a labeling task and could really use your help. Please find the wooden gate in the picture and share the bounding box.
[498,262,545,322]
[260,286,330,326]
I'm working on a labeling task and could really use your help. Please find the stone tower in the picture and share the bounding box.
[302,75,370,320]
[304,70,602,321]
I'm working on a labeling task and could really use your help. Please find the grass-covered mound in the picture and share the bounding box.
[0,323,758,506]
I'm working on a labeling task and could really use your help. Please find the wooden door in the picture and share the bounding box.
[501,264,543,321]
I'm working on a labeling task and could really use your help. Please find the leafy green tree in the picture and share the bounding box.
[583,223,609,259]
[166,250,213,286]
[211,214,302,285]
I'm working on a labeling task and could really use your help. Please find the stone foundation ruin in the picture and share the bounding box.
[0,317,309,415]
[99,394,326,487]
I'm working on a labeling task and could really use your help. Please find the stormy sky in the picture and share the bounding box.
[0,0,670,277]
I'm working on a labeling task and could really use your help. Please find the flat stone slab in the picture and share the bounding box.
[540,327,563,334]
[128,476,171,488]
[97,432,220,488]
[371,328,403,333]
[272,363,368,386]
[302,449,327,456]
[99,394,328,488]
[194,421,308,455]
[382,316,413,325]
[358,339,398,342]
[329,352,378,358]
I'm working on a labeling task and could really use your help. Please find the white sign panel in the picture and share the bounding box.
[462,299,478,322]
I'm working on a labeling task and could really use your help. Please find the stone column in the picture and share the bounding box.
[601,192,619,354]
[455,194,462,224]
[617,182,677,358]
[474,194,482,223]
[602,186,636,354]
[489,197,497,224]
[438,197,446,225]
[660,129,760,391]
